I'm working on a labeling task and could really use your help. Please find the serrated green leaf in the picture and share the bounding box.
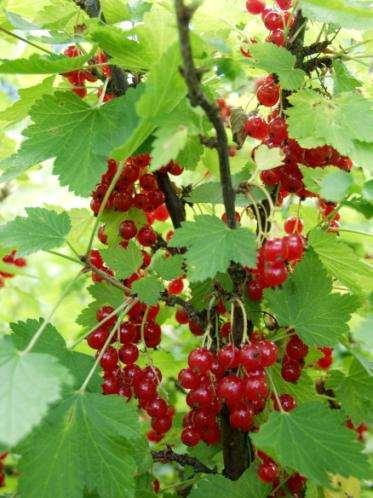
[264,251,359,346]
[333,60,361,94]
[187,182,264,206]
[300,166,353,202]
[189,467,270,498]
[0,88,142,196]
[136,43,186,120]
[100,0,130,23]
[66,208,96,253]
[309,229,372,295]
[255,144,284,171]
[152,253,184,280]
[169,215,257,282]
[249,43,305,90]
[251,402,370,486]
[0,52,91,74]
[0,76,55,128]
[0,207,71,256]
[0,337,72,448]
[132,275,164,305]
[301,0,373,30]
[101,241,142,280]
[286,89,373,157]
[18,394,143,498]
[327,358,373,425]
[10,319,100,392]
[177,135,204,170]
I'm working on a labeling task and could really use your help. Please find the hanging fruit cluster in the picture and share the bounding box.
[0,250,26,289]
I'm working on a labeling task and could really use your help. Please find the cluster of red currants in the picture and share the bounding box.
[246,0,294,47]
[86,302,175,441]
[346,419,368,442]
[178,337,280,447]
[63,45,113,100]
[246,216,305,302]
[0,452,7,488]
[257,450,306,494]
[0,250,26,289]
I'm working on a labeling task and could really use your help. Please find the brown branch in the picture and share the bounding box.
[302,40,330,57]
[304,56,333,73]
[155,171,186,229]
[174,0,236,229]
[151,445,217,474]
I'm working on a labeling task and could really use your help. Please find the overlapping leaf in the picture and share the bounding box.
[132,275,164,305]
[309,229,372,295]
[301,0,373,30]
[169,215,257,282]
[300,166,353,202]
[0,53,91,74]
[0,89,142,196]
[101,241,143,280]
[0,337,72,447]
[264,251,359,346]
[252,402,370,486]
[0,207,71,255]
[18,394,143,498]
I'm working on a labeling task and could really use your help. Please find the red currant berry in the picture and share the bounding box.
[217,344,240,370]
[146,398,168,418]
[287,473,306,493]
[284,216,304,234]
[167,278,184,295]
[151,415,173,434]
[147,430,163,443]
[263,10,283,30]
[257,340,278,367]
[140,173,158,191]
[286,335,308,360]
[283,234,304,261]
[188,348,214,374]
[175,308,189,324]
[144,321,162,348]
[244,115,269,140]
[244,376,268,401]
[258,461,279,483]
[257,82,280,107]
[178,368,200,389]
[246,0,265,14]
[217,375,244,404]
[281,358,302,383]
[102,375,120,394]
[247,280,264,301]
[119,220,137,239]
[181,427,201,446]
[266,29,285,46]
[230,407,253,431]
[100,347,118,371]
[137,225,157,246]
[118,343,139,364]
[275,393,297,412]
[189,319,204,336]
[220,322,232,338]
[317,347,333,369]
[262,262,288,287]
[239,342,262,371]
[87,327,109,350]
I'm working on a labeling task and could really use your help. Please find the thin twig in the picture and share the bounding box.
[151,445,217,474]
[0,27,53,55]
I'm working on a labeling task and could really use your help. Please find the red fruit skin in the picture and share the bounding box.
[87,327,109,350]
[244,115,269,140]
[119,220,137,239]
[246,0,266,14]
[167,278,184,295]
[263,10,284,30]
[230,408,253,431]
[266,29,285,46]
[175,308,189,324]
[262,262,288,287]
[144,321,162,348]
[244,376,269,401]
[189,320,204,336]
[257,81,280,107]
[188,348,214,374]
[181,427,201,446]
[151,415,173,434]
[257,340,278,367]
[281,358,302,383]
[218,344,240,370]
[284,216,304,234]
[317,347,333,369]
[286,335,309,361]
[137,225,157,246]
[239,343,262,371]
[100,347,118,372]
[217,375,244,404]
[274,393,297,412]
[118,343,139,364]
[287,473,306,493]
[146,398,168,418]
[257,461,279,483]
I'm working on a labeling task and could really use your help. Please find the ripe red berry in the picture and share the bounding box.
[167,278,184,295]
[239,342,262,371]
[230,407,253,431]
[287,473,306,493]
[317,347,333,369]
[275,393,297,412]
[262,262,288,287]
[284,216,304,234]
[266,29,285,46]
[100,347,118,372]
[261,237,286,262]
[137,225,157,246]
[244,376,268,401]
[217,344,240,370]
[181,427,201,446]
[257,82,280,107]
[151,415,173,434]
[178,368,200,390]
[217,375,244,404]
[175,308,189,324]
[87,327,109,350]
[134,379,158,402]
[140,173,158,191]
[220,322,232,338]
[263,10,283,30]
[167,161,184,176]
[96,305,116,326]
[146,398,168,418]
[283,234,304,261]
[189,319,204,336]
[188,348,214,374]
[268,116,288,145]
[118,343,139,364]
[221,211,241,224]
[286,335,308,360]
[281,358,302,383]
[246,0,266,14]
[257,340,278,367]
[144,321,162,348]
[153,204,169,221]
[258,461,279,483]
[244,115,269,140]
[119,220,137,239]
[147,429,163,443]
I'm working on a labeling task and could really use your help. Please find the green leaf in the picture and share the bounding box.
[0,207,71,256]
[0,76,55,128]
[286,89,373,157]
[100,0,129,23]
[10,319,101,392]
[333,60,361,94]
[249,43,306,90]
[101,208,147,246]
[300,166,353,202]
[132,275,164,305]
[264,251,359,346]
[90,26,149,72]
[0,88,142,196]
[327,358,373,425]
[252,402,370,486]
[66,208,96,253]
[187,182,264,206]
[169,215,257,282]
[0,52,91,74]
[152,253,184,280]
[254,144,284,171]
[189,467,270,498]
[18,394,143,498]
[0,337,72,448]
[301,0,373,30]
[308,229,373,295]
[177,135,204,170]
[76,283,124,331]
[150,124,188,171]
[101,241,143,280]
[136,43,186,120]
